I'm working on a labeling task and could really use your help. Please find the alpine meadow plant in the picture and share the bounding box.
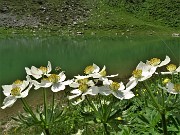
[124,56,180,135]
[1,56,180,135]
[68,64,135,135]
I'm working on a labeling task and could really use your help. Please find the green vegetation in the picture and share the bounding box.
[0,58,180,135]
[0,0,179,36]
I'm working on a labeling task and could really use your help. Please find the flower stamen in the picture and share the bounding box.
[162,78,171,85]
[149,58,161,66]
[39,66,47,74]
[48,74,60,83]
[109,82,120,91]
[99,70,106,77]
[78,78,88,84]
[11,87,21,96]
[132,69,142,78]
[174,84,180,92]
[78,84,88,92]
[167,64,177,72]
[13,80,23,85]
[84,65,94,74]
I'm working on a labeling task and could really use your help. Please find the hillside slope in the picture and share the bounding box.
[0,0,179,35]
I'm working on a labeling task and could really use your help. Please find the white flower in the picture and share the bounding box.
[25,61,52,79]
[146,56,170,74]
[84,63,100,75]
[32,72,72,92]
[84,64,118,80]
[72,129,84,135]
[158,82,180,94]
[161,64,180,75]
[88,65,118,81]
[126,61,153,90]
[69,76,99,105]
[1,77,32,109]
[99,79,134,99]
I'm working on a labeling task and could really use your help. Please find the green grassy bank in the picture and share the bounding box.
[0,0,179,36]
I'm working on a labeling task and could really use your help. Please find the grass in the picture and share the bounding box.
[0,0,179,37]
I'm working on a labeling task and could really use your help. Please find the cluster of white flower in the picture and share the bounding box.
[1,55,179,109]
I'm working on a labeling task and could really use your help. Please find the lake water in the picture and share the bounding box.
[0,35,179,118]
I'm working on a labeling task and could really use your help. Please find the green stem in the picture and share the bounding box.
[161,89,168,135]
[43,89,48,123]
[43,88,50,134]
[85,95,97,113]
[44,128,50,135]
[50,92,55,122]
[103,123,110,135]
[161,112,168,135]
[21,98,38,121]
[144,82,161,113]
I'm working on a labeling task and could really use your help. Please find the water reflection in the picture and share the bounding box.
[0,36,179,104]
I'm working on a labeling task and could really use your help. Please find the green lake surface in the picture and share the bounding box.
[0,35,179,118]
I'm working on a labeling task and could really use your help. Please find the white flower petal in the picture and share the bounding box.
[126,79,138,91]
[59,72,66,82]
[19,81,29,91]
[87,80,95,87]
[62,79,73,86]
[176,66,180,72]
[47,61,52,73]
[1,96,17,109]
[74,75,90,79]
[92,63,100,73]
[119,82,125,90]
[25,67,32,75]
[161,71,172,75]
[112,91,124,100]
[98,86,111,96]
[103,79,111,85]
[2,85,12,96]
[106,74,118,77]
[158,56,170,67]
[90,73,101,78]
[19,83,32,98]
[83,86,99,96]
[69,91,82,100]
[39,80,52,88]
[122,90,135,99]
[166,82,179,94]
[70,89,82,94]
[31,66,43,77]
[69,82,79,88]
[51,83,65,92]
[72,95,85,105]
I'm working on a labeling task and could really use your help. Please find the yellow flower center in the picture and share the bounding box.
[48,74,60,83]
[99,70,106,77]
[13,80,23,85]
[162,78,171,85]
[78,78,88,84]
[109,82,120,91]
[78,84,88,92]
[39,66,47,74]
[116,117,122,121]
[84,65,94,74]
[174,84,180,92]
[132,69,142,78]
[166,64,177,72]
[11,87,21,96]
[149,58,161,66]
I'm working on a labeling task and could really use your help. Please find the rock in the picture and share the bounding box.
[76,31,83,35]
[172,33,179,37]
[0,6,9,13]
